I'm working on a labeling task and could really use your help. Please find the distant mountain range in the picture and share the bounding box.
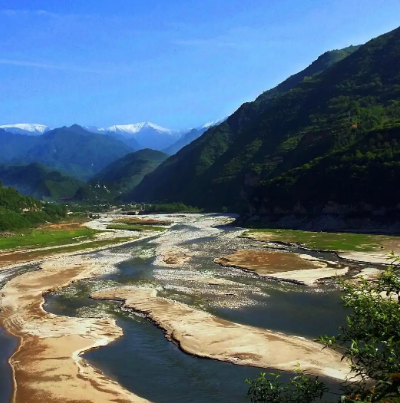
[0,123,51,135]
[0,120,224,153]
[0,125,133,180]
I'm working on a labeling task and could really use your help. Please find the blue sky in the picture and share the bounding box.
[0,0,399,129]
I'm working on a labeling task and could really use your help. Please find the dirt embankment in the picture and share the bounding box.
[215,249,349,286]
[92,287,351,380]
[0,255,151,403]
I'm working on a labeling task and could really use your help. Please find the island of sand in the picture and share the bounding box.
[215,249,349,286]
[92,286,351,380]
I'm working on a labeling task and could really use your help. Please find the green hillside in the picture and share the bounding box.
[162,128,208,155]
[251,124,400,214]
[0,182,66,231]
[132,27,400,213]
[131,45,361,207]
[0,163,84,200]
[74,149,169,201]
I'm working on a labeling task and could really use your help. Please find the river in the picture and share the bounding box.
[0,214,356,403]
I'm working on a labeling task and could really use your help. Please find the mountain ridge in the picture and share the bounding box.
[0,125,134,180]
[130,44,363,207]
[130,28,400,217]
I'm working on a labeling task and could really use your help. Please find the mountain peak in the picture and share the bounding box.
[0,123,50,135]
[104,122,175,136]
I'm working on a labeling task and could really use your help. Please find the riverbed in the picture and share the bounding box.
[0,213,373,403]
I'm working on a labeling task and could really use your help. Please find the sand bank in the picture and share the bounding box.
[0,255,150,403]
[92,287,351,380]
[215,249,348,286]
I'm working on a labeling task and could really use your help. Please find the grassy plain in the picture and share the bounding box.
[242,228,400,252]
[0,225,99,251]
[0,237,137,267]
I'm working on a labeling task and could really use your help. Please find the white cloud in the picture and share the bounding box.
[0,58,110,74]
[1,9,59,17]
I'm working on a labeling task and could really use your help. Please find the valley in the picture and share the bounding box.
[1,10,400,403]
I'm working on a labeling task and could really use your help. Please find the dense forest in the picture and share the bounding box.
[0,163,84,200]
[0,182,66,231]
[131,27,400,217]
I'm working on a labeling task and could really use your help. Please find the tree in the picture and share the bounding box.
[246,254,400,402]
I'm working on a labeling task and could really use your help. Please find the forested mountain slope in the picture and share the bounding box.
[162,128,208,155]
[131,45,361,207]
[132,27,400,212]
[0,182,66,231]
[250,124,400,215]
[0,163,84,200]
[89,148,169,198]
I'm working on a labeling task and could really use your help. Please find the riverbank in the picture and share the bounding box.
[0,253,151,403]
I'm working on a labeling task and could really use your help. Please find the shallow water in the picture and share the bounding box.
[87,315,269,403]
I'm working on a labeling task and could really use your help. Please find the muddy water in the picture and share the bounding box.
[42,215,353,403]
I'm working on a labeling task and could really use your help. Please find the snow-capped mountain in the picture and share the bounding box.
[0,119,225,151]
[0,123,51,135]
[201,117,226,129]
[85,122,183,150]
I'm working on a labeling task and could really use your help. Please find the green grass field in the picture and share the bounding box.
[0,227,99,251]
[107,224,166,232]
[44,237,137,254]
[242,228,398,252]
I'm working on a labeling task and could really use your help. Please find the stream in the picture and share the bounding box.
[0,214,364,403]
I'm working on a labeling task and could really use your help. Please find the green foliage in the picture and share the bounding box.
[242,228,394,252]
[0,181,67,231]
[254,125,400,211]
[0,227,98,250]
[246,255,400,402]
[246,366,327,403]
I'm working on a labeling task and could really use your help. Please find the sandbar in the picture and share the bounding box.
[92,287,351,380]
[214,249,348,285]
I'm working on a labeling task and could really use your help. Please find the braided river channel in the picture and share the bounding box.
[0,213,371,403]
